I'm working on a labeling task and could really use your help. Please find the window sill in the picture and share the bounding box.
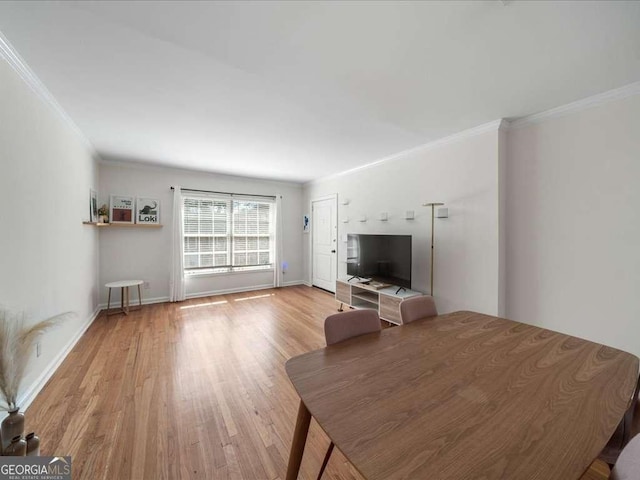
[185,268,274,278]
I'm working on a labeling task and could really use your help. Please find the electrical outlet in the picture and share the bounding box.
[36,342,41,358]
[144,281,150,290]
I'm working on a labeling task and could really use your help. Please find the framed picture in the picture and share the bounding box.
[110,195,135,224]
[90,189,98,223]
[136,197,160,224]
[303,214,310,233]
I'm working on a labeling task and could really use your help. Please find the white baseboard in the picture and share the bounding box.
[18,305,101,413]
[97,282,308,307]
[185,283,275,299]
[281,280,306,287]
[187,280,307,298]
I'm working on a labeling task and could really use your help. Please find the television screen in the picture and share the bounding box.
[346,234,412,288]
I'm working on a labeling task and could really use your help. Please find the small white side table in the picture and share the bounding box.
[105,280,144,316]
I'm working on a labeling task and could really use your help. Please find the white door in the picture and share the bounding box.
[312,196,337,292]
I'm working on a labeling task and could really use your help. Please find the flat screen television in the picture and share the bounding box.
[346,234,412,289]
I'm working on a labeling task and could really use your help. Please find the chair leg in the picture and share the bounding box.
[316,442,334,480]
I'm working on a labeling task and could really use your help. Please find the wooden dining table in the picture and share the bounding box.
[285,311,639,480]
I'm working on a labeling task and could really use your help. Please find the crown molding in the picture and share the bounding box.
[306,119,505,186]
[0,30,96,151]
[508,81,640,130]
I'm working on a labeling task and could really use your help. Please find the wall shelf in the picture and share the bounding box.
[83,222,163,228]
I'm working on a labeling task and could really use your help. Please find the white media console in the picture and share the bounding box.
[335,278,422,325]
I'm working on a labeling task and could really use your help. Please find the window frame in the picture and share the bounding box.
[182,193,275,276]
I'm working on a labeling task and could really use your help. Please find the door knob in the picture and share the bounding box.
[331,250,336,253]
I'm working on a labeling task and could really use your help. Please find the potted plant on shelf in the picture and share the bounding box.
[0,308,70,452]
[98,204,109,223]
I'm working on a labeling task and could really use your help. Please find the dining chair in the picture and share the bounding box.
[399,295,438,324]
[317,308,382,479]
[580,374,640,480]
[324,308,382,346]
[611,433,640,480]
[581,434,640,480]
[599,374,640,464]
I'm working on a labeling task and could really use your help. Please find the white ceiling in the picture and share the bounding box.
[0,1,639,183]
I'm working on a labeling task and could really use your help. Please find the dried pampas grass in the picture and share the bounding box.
[0,308,72,410]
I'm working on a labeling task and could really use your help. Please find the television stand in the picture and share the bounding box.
[335,279,422,325]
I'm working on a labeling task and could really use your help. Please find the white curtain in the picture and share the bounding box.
[273,195,284,287]
[169,187,186,301]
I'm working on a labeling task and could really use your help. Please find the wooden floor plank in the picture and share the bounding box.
[25,286,365,480]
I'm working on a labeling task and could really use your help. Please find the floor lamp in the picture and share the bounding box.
[423,202,444,296]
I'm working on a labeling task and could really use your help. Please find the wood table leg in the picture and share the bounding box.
[107,287,112,316]
[316,441,335,480]
[138,284,142,308]
[121,287,127,315]
[286,400,312,480]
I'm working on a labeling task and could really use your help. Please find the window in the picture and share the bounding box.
[183,194,274,274]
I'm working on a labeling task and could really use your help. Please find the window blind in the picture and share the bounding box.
[183,195,274,272]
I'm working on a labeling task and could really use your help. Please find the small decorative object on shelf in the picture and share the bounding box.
[136,197,160,225]
[98,204,109,223]
[90,189,98,223]
[25,432,40,456]
[110,195,135,224]
[3,435,26,456]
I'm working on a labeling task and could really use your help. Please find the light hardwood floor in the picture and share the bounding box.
[25,286,367,480]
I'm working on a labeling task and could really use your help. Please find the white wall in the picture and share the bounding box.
[303,126,503,316]
[0,58,99,408]
[98,162,304,304]
[506,94,640,357]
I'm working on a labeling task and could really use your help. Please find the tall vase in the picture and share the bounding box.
[1,408,25,451]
